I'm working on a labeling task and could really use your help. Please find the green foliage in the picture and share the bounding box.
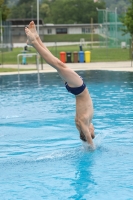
[50,0,105,24]
[4,0,19,8]
[40,3,50,18]
[8,0,37,19]
[104,0,129,15]
[8,0,105,23]
[122,0,133,37]
[0,0,10,20]
[5,0,131,22]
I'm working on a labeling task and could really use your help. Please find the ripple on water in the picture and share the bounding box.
[0,71,133,199]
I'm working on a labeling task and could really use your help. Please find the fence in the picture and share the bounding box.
[0,21,12,65]
[97,8,130,48]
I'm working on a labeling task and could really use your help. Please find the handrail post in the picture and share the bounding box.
[17,53,38,73]
[17,54,20,74]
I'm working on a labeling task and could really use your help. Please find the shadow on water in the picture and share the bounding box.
[69,151,95,200]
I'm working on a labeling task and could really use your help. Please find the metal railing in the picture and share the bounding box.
[17,53,38,73]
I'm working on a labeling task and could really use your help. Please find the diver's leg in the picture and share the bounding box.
[25,27,83,87]
[28,21,52,55]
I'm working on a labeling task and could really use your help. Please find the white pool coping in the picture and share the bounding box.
[0,61,133,76]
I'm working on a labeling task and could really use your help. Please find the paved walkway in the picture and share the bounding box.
[0,61,133,76]
[13,42,98,48]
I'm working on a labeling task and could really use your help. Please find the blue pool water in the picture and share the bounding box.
[0,70,133,200]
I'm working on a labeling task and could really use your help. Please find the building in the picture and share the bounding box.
[6,19,130,48]
[44,23,99,35]
[7,19,99,43]
[7,19,44,43]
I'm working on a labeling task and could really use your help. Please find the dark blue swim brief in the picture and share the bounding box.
[65,78,86,96]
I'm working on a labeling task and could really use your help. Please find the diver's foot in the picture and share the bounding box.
[28,21,39,39]
[25,27,36,45]
[26,39,33,46]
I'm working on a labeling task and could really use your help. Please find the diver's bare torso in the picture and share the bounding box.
[75,88,93,135]
[76,88,93,120]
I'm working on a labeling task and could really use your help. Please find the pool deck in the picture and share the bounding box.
[0,61,133,75]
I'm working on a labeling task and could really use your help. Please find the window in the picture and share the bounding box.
[47,28,52,34]
[56,28,67,34]
[82,28,85,33]
[82,28,90,33]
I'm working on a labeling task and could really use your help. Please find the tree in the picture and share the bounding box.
[50,0,105,24]
[3,0,19,8]
[8,0,38,19]
[8,0,105,23]
[104,0,129,15]
[40,3,52,23]
[122,0,133,41]
[0,0,10,20]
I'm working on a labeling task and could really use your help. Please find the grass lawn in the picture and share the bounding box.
[90,48,130,62]
[0,45,130,67]
[0,68,35,73]
[49,46,130,62]
[0,47,37,65]
[43,34,100,42]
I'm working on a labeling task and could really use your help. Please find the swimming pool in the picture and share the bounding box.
[0,70,133,200]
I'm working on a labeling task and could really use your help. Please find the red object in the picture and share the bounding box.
[60,52,66,63]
